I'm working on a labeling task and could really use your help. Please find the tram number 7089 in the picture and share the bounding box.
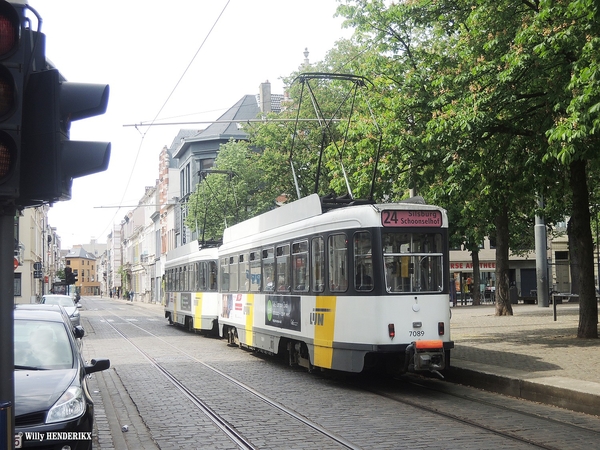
[409,330,425,337]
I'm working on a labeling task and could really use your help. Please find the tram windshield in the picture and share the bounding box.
[382,232,444,293]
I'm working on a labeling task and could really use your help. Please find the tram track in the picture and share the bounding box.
[350,375,600,450]
[85,299,599,449]
[402,376,600,438]
[96,306,361,450]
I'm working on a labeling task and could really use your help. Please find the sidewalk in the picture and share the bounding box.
[446,302,600,416]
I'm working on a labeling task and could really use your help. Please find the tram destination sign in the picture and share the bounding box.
[381,210,443,227]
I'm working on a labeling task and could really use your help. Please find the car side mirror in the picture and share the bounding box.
[76,302,82,308]
[73,325,85,339]
[84,358,110,375]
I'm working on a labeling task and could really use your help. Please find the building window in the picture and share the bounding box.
[14,273,21,296]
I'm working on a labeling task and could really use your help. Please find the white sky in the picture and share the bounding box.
[30,0,351,249]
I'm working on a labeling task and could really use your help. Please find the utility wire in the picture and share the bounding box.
[96,0,231,239]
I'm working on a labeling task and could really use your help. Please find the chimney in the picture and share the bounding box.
[259,80,272,113]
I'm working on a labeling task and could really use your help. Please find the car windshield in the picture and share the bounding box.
[14,320,74,370]
[43,296,75,308]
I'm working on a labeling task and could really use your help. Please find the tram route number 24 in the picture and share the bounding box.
[409,330,425,337]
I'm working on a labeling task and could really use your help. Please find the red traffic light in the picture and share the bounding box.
[0,0,23,200]
[0,2,19,57]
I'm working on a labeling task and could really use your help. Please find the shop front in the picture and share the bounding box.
[450,261,497,305]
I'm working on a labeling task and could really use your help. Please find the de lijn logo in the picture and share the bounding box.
[266,299,273,322]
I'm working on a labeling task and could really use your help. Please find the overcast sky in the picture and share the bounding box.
[29,0,351,249]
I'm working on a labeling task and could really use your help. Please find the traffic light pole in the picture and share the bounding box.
[0,209,16,450]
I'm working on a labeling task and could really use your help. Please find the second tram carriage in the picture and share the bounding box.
[216,193,453,375]
[164,241,219,333]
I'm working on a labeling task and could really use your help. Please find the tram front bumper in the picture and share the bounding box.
[406,340,446,372]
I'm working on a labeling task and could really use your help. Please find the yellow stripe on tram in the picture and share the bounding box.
[194,292,203,329]
[313,296,336,369]
[245,294,254,347]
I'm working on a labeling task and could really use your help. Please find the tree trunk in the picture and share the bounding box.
[472,250,481,306]
[569,160,598,339]
[495,204,513,316]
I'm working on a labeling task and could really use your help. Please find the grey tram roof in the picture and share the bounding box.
[221,194,448,247]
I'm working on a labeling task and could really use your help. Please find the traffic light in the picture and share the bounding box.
[20,69,111,206]
[0,1,24,202]
[64,266,77,285]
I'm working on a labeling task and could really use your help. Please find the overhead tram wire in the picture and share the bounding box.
[94,0,231,241]
[123,118,342,127]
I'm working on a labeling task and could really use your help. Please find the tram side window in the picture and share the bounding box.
[166,269,172,291]
[208,261,217,291]
[354,231,374,291]
[262,248,275,292]
[276,245,290,292]
[239,254,249,291]
[220,257,230,292]
[249,251,261,292]
[329,234,348,292]
[311,237,325,293]
[197,262,206,291]
[184,264,189,291]
[177,267,182,292]
[188,264,195,291]
[292,240,309,292]
[229,256,239,292]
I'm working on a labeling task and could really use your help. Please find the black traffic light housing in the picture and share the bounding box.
[64,266,77,285]
[20,69,111,206]
[0,0,111,208]
[0,1,25,203]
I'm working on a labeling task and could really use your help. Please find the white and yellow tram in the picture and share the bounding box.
[164,241,219,333]
[217,193,453,375]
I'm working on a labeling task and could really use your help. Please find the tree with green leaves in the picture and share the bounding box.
[336,0,578,319]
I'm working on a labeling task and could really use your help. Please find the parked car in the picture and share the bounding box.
[41,294,80,327]
[13,306,110,449]
[15,303,85,340]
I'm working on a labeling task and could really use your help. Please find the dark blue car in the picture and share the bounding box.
[13,305,110,449]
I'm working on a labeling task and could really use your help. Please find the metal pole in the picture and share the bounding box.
[535,197,550,307]
[0,210,16,450]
